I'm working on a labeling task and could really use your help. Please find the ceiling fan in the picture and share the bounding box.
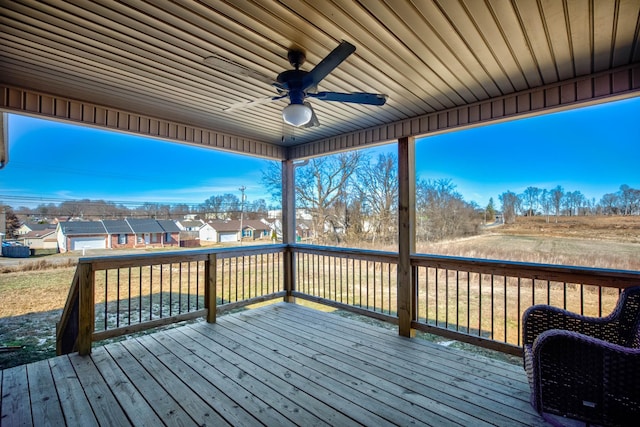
[204,41,387,127]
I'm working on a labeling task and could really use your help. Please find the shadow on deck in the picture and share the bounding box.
[1,303,550,426]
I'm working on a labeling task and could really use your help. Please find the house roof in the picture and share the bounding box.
[1,2,637,160]
[21,223,56,232]
[22,229,56,239]
[58,221,107,235]
[208,220,241,233]
[101,220,133,234]
[242,220,270,231]
[156,220,181,233]
[125,218,166,233]
[179,220,205,230]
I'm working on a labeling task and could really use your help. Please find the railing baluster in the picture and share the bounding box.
[517,277,521,346]
[387,262,391,315]
[139,266,143,322]
[467,271,471,334]
[490,274,495,340]
[478,273,482,337]
[503,275,507,342]
[196,261,200,310]
[149,265,153,321]
[445,269,449,329]
[455,270,460,331]
[116,269,120,328]
[599,286,603,317]
[104,270,108,331]
[128,267,132,325]
[547,280,551,305]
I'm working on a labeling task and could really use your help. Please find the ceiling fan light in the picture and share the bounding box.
[282,103,312,127]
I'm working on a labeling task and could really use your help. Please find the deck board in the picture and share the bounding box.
[27,360,65,426]
[1,365,32,427]
[0,302,551,426]
[266,304,543,425]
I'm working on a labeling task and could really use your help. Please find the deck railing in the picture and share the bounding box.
[57,243,640,356]
[56,245,285,355]
[292,245,399,323]
[411,254,640,355]
[291,245,640,355]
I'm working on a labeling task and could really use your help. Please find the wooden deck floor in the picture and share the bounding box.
[1,302,551,426]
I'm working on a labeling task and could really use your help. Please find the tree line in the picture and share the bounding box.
[6,196,271,223]
[499,184,640,224]
[2,195,273,238]
[262,151,482,245]
[4,153,637,243]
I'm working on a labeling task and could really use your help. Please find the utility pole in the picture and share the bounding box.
[239,186,246,245]
[0,204,6,243]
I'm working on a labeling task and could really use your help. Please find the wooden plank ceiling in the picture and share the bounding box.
[1,0,639,158]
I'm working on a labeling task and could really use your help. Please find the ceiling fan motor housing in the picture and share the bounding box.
[277,69,308,104]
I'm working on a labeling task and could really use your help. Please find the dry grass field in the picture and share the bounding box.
[1,215,639,369]
[420,215,640,271]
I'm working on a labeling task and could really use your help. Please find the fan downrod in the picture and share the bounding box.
[287,50,305,70]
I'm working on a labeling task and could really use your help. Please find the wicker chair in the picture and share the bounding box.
[522,286,640,426]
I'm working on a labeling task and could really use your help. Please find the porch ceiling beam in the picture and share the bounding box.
[289,64,640,159]
[0,85,285,161]
[2,63,638,161]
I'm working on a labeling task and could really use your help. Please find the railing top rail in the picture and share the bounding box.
[410,253,640,288]
[79,244,287,270]
[290,244,399,263]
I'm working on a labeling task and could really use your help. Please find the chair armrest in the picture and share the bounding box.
[522,304,616,346]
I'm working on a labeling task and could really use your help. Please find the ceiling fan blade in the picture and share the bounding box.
[309,91,387,105]
[302,102,320,128]
[204,55,285,90]
[223,94,287,112]
[302,41,356,90]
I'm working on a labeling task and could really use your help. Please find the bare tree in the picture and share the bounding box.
[295,152,364,243]
[356,152,398,244]
[551,185,564,223]
[499,191,519,224]
[417,178,480,241]
[599,193,619,215]
[199,194,240,219]
[522,186,540,216]
[260,162,282,205]
[540,189,552,223]
[245,198,268,220]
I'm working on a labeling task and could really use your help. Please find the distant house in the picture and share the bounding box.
[125,218,179,247]
[241,220,271,241]
[199,222,217,242]
[102,219,135,249]
[209,220,241,243]
[57,218,181,252]
[297,220,313,241]
[16,222,56,236]
[156,219,181,246]
[176,219,204,231]
[57,221,108,252]
[206,219,273,243]
[20,229,58,250]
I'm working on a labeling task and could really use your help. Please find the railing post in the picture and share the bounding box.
[77,262,94,356]
[397,136,416,337]
[207,253,217,323]
[282,158,296,302]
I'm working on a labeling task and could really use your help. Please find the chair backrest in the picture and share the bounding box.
[611,286,640,348]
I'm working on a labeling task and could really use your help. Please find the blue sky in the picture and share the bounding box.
[1,96,639,210]
[412,96,640,206]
